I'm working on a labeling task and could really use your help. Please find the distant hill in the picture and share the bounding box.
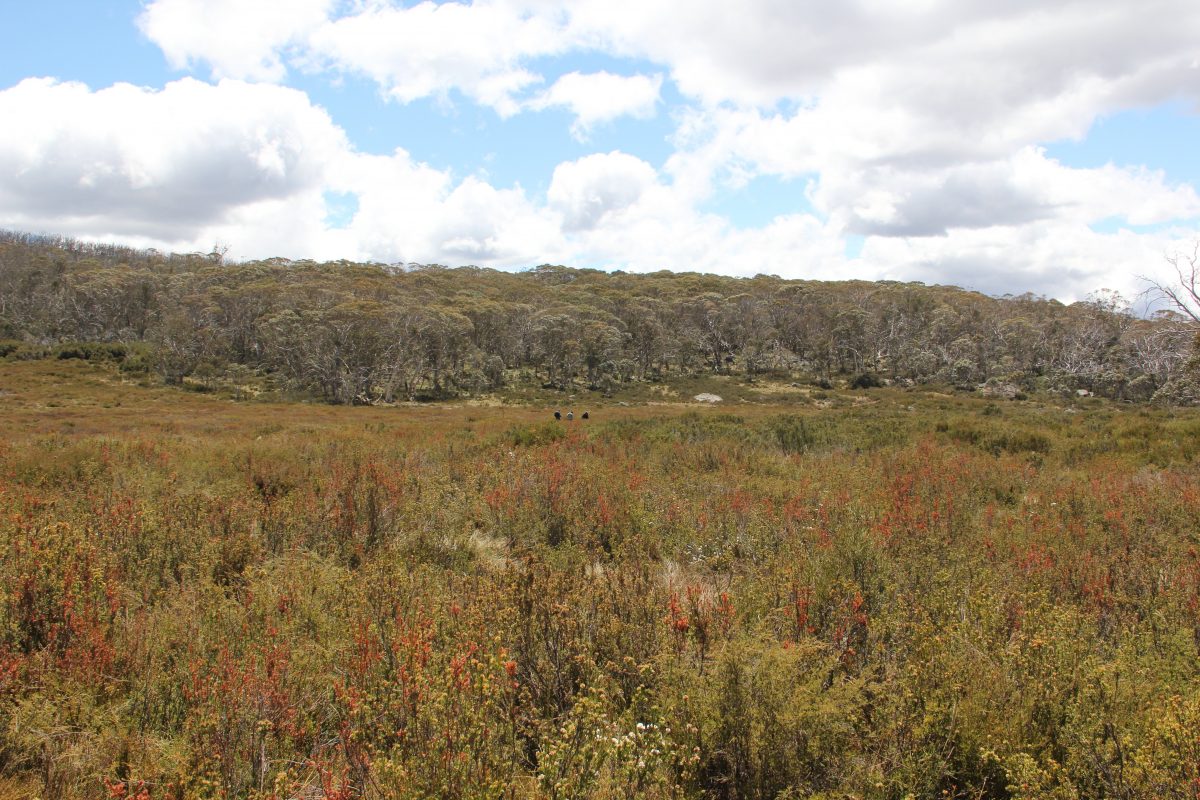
[1,229,1195,404]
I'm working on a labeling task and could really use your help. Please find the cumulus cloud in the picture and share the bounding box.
[860,221,1199,303]
[15,0,1200,300]
[574,0,1200,250]
[565,0,1200,114]
[138,0,1200,128]
[305,1,570,115]
[528,71,662,138]
[430,178,563,263]
[2,75,1193,300]
[545,152,869,281]
[137,0,335,82]
[202,152,565,268]
[0,77,565,266]
[0,77,346,240]
[548,151,660,231]
[809,148,1200,238]
[540,149,1200,301]
[139,0,572,115]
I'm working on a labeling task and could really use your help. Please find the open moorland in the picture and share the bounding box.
[1,356,1199,799]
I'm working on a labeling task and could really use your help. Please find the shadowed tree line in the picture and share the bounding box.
[1,230,1195,403]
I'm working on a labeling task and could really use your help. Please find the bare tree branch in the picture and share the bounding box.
[1144,241,1200,326]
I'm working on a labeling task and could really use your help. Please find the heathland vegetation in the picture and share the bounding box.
[1,233,1200,798]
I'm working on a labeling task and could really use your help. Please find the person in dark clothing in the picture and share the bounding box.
[581,412,589,419]
[554,410,561,420]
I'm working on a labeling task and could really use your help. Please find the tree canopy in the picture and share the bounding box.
[1,230,1193,403]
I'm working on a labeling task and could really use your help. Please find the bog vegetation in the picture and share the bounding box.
[1,354,1200,799]
[2,233,1200,799]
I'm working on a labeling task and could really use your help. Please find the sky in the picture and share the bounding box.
[2,1,1200,302]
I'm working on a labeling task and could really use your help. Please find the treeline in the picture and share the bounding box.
[0,229,1195,403]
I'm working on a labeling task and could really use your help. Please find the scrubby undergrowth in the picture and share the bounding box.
[1,359,1199,799]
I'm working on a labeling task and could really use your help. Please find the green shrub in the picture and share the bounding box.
[54,341,129,362]
[505,421,567,446]
[850,372,882,389]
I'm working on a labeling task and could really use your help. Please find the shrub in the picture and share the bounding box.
[850,372,882,390]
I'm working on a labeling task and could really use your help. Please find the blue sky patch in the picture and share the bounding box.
[699,173,813,228]
[1046,102,1200,188]
[322,191,360,229]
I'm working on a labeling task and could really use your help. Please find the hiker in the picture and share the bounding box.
[581,411,589,420]
[554,410,561,420]
[566,411,574,421]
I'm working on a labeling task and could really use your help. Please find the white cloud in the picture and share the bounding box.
[139,0,574,115]
[807,148,1200,238]
[562,0,1200,255]
[0,77,345,241]
[4,74,1196,303]
[137,0,1200,127]
[541,148,1200,301]
[1020,152,1200,227]
[859,221,1200,304]
[564,0,1200,113]
[548,151,660,231]
[528,71,662,137]
[566,208,866,281]
[17,0,1200,301]
[305,1,570,116]
[546,152,867,281]
[430,177,563,264]
[137,0,335,82]
[135,1,1200,175]
[2,73,1190,303]
[0,77,563,266]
